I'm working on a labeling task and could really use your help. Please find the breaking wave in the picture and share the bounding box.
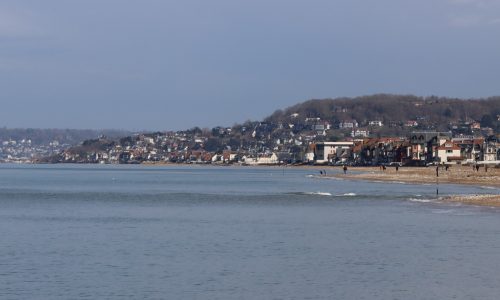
[408,198,434,203]
[340,192,357,197]
[292,191,333,196]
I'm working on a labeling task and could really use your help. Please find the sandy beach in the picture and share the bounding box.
[330,165,500,207]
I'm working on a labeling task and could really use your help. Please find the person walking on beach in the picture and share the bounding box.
[343,165,347,174]
[395,165,399,172]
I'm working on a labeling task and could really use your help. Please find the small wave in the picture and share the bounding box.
[307,192,333,196]
[305,175,315,178]
[339,192,357,197]
[432,209,459,214]
[287,191,333,196]
[408,198,433,203]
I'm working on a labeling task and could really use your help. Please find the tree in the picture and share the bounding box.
[204,138,222,152]
[481,114,495,128]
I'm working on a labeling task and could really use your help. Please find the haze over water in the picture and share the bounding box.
[1,164,500,299]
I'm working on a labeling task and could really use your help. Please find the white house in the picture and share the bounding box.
[436,141,461,163]
[369,120,383,127]
[339,120,358,129]
[243,153,279,165]
[314,141,354,164]
[351,129,370,138]
[483,138,499,162]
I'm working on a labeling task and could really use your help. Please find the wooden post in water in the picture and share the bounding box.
[436,166,439,196]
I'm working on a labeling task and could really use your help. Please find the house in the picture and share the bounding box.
[483,136,499,162]
[312,121,331,131]
[405,120,419,127]
[355,138,408,166]
[435,141,462,163]
[351,129,370,138]
[339,120,358,129]
[304,144,316,163]
[452,137,483,163]
[222,150,238,163]
[408,131,452,164]
[368,120,383,127]
[242,153,279,165]
[470,121,481,130]
[388,121,400,127]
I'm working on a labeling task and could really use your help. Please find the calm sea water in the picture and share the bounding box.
[1,164,500,300]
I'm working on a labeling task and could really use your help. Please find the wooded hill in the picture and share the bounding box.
[265,94,500,131]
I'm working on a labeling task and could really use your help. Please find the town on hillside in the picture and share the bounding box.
[0,128,129,163]
[34,114,500,167]
[3,96,500,166]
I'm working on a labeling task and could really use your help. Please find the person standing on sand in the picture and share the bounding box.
[395,165,399,172]
[343,165,347,174]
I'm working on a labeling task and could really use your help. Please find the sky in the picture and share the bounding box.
[0,0,499,131]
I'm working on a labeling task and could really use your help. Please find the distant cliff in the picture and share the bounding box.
[0,128,131,146]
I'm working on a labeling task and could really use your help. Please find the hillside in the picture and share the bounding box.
[265,94,500,131]
[41,94,500,165]
[0,128,131,146]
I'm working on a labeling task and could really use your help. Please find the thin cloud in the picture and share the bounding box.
[448,15,483,27]
[449,0,500,6]
[446,0,500,27]
[0,7,44,38]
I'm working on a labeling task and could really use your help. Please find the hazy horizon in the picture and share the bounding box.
[1,0,499,131]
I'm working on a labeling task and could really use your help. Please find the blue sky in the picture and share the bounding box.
[1,0,499,130]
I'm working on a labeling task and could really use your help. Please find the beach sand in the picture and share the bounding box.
[330,165,500,207]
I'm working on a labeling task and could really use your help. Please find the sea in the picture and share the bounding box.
[1,164,500,300]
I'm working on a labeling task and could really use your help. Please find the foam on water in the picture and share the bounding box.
[340,192,357,197]
[308,191,333,196]
[408,198,434,203]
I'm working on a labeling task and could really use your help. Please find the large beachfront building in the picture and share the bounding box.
[313,142,355,164]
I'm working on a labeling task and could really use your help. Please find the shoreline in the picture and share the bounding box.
[330,165,500,207]
[4,162,500,207]
[331,165,500,187]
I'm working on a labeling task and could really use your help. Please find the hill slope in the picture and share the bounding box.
[265,94,500,130]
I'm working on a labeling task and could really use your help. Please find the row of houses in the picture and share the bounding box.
[50,129,499,167]
[309,132,500,166]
